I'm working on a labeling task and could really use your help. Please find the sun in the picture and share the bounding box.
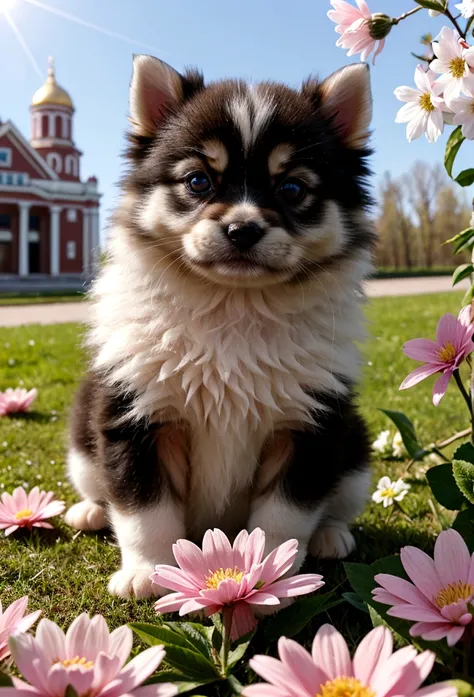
[0,0,16,14]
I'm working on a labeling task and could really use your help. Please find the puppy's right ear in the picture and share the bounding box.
[129,55,203,138]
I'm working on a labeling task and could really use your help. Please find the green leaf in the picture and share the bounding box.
[444,227,474,246]
[454,442,474,464]
[264,593,344,641]
[0,674,13,687]
[211,626,222,653]
[379,409,425,460]
[426,463,466,510]
[445,125,465,179]
[453,459,474,505]
[130,623,219,681]
[414,0,447,10]
[342,591,369,614]
[463,284,474,306]
[453,508,474,552]
[456,169,474,187]
[448,681,474,697]
[227,632,255,670]
[146,671,219,694]
[453,264,474,286]
[163,622,213,660]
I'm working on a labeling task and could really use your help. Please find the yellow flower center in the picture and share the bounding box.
[437,341,457,362]
[14,508,33,520]
[205,566,244,589]
[419,92,435,112]
[434,581,474,608]
[58,656,94,669]
[316,677,376,697]
[450,56,466,79]
[381,488,395,498]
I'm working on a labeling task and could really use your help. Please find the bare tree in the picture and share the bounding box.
[404,162,445,268]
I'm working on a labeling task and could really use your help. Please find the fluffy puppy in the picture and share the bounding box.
[66,55,375,599]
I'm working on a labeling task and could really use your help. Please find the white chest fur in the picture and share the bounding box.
[89,232,370,524]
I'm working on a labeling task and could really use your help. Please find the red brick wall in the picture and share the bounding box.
[60,208,83,273]
[0,134,47,180]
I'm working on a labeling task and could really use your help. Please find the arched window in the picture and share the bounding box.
[65,154,75,175]
[62,115,68,139]
[41,114,48,139]
[55,115,62,139]
[46,153,62,173]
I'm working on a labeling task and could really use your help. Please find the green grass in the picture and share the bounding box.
[0,292,468,680]
[0,291,85,305]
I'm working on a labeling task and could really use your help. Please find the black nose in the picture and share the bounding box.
[226,222,263,252]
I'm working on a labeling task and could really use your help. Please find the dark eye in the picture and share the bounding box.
[186,172,212,195]
[277,178,306,204]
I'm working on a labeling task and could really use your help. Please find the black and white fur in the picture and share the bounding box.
[66,56,375,599]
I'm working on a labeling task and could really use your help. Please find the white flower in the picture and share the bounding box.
[372,476,411,508]
[372,430,392,454]
[429,9,442,17]
[394,65,447,143]
[449,78,474,138]
[392,432,405,458]
[455,0,474,18]
[431,27,474,103]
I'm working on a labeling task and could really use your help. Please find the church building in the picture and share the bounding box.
[0,58,100,290]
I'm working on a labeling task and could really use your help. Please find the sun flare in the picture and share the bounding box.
[0,0,16,14]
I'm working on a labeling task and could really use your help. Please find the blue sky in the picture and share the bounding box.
[0,0,472,237]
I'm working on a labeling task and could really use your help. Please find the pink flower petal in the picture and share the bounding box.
[65,613,91,659]
[109,625,133,669]
[245,591,280,607]
[374,575,434,608]
[311,624,351,680]
[400,546,442,600]
[266,574,324,598]
[400,363,443,391]
[259,539,299,585]
[243,685,289,697]
[202,528,234,571]
[278,637,327,695]
[386,651,435,696]
[133,684,178,697]
[151,565,202,594]
[115,646,166,694]
[231,602,258,641]
[446,624,466,646]
[353,627,392,685]
[409,622,451,641]
[432,369,453,406]
[172,539,208,584]
[412,684,459,697]
[434,529,471,586]
[403,339,441,362]
[35,618,66,664]
[249,656,306,697]
[436,313,459,348]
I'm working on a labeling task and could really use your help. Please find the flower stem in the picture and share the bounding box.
[220,606,234,677]
[453,369,473,416]
[462,626,471,677]
[445,6,466,38]
[392,6,422,25]
[430,446,450,463]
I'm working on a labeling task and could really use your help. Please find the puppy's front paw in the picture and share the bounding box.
[108,566,163,599]
[309,523,356,559]
[65,500,107,531]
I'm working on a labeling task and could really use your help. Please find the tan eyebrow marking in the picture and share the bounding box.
[202,139,229,173]
[268,144,295,175]
[171,157,203,179]
[286,166,320,188]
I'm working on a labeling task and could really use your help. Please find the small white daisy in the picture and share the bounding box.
[372,476,411,508]
[372,430,392,455]
[392,432,405,458]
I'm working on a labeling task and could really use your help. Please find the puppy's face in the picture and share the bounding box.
[123,57,373,288]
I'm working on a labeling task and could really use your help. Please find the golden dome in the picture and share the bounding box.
[31,57,73,109]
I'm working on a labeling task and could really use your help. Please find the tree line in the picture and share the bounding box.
[375,162,472,269]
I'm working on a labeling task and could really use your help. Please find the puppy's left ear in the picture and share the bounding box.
[307,64,372,149]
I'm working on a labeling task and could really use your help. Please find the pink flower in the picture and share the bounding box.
[243,623,456,697]
[0,487,66,535]
[394,66,448,143]
[152,528,324,640]
[431,27,474,103]
[0,388,37,416]
[400,305,474,405]
[373,529,474,647]
[1,613,176,697]
[0,597,41,662]
[328,1,387,65]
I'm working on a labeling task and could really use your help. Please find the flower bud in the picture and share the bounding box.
[368,13,393,40]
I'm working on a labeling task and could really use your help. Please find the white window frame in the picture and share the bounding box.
[66,240,76,260]
[0,148,12,168]
[67,208,77,223]
[0,231,12,242]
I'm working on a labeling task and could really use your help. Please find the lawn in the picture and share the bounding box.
[0,291,468,683]
[0,291,86,305]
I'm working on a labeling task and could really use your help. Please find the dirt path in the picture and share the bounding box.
[0,276,465,327]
